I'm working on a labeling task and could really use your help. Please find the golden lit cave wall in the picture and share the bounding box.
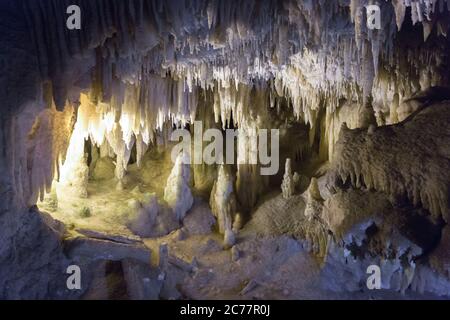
[10,100,75,208]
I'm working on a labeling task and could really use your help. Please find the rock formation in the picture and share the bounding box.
[210,165,237,248]
[164,152,194,221]
[281,158,295,199]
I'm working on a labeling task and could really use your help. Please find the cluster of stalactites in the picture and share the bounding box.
[25,0,447,109]
[66,69,200,181]
[351,0,450,41]
[21,0,450,168]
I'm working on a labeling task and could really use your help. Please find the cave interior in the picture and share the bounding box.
[1,0,450,300]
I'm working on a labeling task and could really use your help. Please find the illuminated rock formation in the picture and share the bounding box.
[281,159,295,199]
[164,152,194,221]
[210,165,237,248]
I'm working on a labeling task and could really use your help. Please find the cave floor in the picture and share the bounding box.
[39,182,443,300]
[38,149,173,235]
[40,177,151,235]
[143,231,442,300]
[75,221,443,300]
[34,145,444,300]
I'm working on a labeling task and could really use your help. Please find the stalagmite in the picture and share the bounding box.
[58,112,89,198]
[304,177,324,220]
[164,152,194,221]
[210,165,237,248]
[281,159,295,199]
